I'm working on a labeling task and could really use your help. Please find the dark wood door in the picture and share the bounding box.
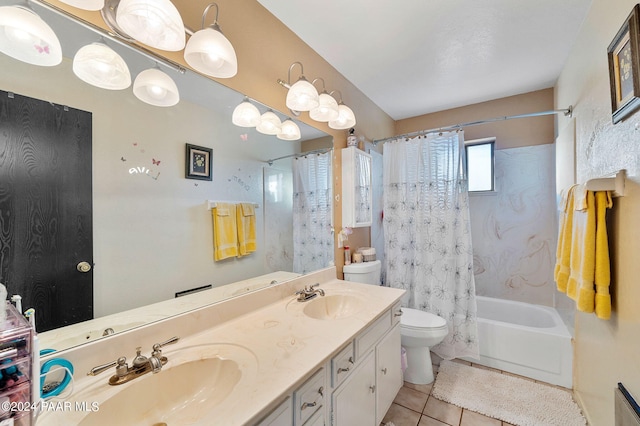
[0,90,93,332]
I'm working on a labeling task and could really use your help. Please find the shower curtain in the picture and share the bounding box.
[383,131,478,360]
[292,152,333,274]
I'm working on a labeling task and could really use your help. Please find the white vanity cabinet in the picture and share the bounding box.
[257,397,293,426]
[342,146,373,228]
[329,306,403,425]
[294,368,326,425]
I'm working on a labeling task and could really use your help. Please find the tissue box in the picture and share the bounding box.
[357,247,376,262]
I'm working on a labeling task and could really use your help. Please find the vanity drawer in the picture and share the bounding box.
[331,342,355,387]
[294,368,325,426]
[391,302,403,326]
[355,309,391,360]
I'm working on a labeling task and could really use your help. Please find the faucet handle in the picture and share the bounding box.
[88,356,127,376]
[310,283,320,290]
[151,336,179,357]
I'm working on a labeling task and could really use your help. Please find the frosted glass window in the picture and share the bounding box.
[466,141,494,192]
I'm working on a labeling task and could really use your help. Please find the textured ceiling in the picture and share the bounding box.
[257,0,593,120]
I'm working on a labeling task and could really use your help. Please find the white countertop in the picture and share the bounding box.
[36,275,404,425]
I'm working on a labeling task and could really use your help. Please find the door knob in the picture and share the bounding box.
[76,262,92,273]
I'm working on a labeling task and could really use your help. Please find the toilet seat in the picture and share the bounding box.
[400,308,447,331]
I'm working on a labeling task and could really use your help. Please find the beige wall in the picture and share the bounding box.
[556,0,640,425]
[395,88,555,149]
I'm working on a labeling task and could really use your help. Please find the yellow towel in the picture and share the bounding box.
[563,188,613,319]
[236,203,256,256]
[212,203,238,261]
[566,188,596,307]
[594,191,612,319]
[554,185,577,293]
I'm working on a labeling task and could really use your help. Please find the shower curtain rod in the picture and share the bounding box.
[265,148,333,166]
[372,106,573,146]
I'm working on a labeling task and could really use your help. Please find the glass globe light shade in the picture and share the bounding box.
[184,26,237,78]
[277,119,301,141]
[329,103,357,130]
[133,68,179,107]
[256,110,282,135]
[59,0,105,11]
[232,99,261,127]
[116,0,185,51]
[285,77,319,112]
[0,6,62,66]
[309,91,339,122]
[73,43,131,90]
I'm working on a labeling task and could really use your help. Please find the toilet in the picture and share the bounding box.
[342,260,449,385]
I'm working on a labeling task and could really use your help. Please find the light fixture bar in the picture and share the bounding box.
[29,0,186,74]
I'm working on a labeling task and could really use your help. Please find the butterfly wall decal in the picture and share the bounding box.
[240,134,248,141]
[120,157,126,162]
[152,158,161,165]
[34,44,50,54]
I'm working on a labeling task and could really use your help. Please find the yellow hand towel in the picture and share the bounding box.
[567,189,595,307]
[594,191,612,320]
[554,185,577,293]
[212,203,238,261]
[236,203,256,256]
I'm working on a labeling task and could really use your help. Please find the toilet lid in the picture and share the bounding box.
[400,308,446,329]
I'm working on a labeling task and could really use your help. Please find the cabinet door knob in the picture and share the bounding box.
[394,309,403,317]
[381,367,387,375]
[369,385,376,393]
[301,401,317,410]
[337,367,350,374]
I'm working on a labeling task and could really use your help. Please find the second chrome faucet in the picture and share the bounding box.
[295,283,325,302]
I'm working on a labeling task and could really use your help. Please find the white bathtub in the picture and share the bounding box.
[463,296,573,388]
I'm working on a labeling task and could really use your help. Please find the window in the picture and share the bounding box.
[465,138,495,192]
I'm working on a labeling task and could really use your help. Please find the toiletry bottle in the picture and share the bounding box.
[344,245,351,265]
[0,284,6,325]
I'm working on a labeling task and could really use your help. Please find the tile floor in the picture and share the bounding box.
[381,357,573,426]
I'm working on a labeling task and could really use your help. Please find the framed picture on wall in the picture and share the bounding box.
[185,143,213,181]
[607,4,640,124]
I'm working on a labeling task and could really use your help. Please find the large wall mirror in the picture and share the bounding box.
[0,0,334,355]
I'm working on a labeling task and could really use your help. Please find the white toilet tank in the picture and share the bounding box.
[343,260,381,285]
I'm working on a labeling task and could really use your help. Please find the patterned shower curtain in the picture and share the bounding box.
[292,152,334,274]
[383,131,478,360]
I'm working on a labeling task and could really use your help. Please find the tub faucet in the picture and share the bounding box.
[102,327,115,336]
[295,283,325,302]
[87,336,179,385]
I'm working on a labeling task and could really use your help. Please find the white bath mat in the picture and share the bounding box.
[432,360,586,426]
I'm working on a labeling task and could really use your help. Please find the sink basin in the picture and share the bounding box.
[303,294,364,320]
[78,344,257,425]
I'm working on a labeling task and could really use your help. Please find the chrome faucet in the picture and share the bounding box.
[295,283,325,302]
[87,336,179,385]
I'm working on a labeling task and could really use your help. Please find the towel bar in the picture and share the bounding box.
[585,169,626,197]
[207,201,260,210]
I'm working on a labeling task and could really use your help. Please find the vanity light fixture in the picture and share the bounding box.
[184,3,237,78]
[0,5,62,66]
[328,90,356,130]
[114,0,185,51]
[59,0,105,11]
[133,67,179,107]
[277,118,301,141]
[73,42,131,90]
[283,62,319,112]
[232,97,261,127]
[309,78,339,122]
[256,110,282,135]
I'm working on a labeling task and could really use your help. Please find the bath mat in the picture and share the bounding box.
[432,360,586,426]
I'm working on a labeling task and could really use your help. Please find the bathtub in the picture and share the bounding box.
[463,296,573,388]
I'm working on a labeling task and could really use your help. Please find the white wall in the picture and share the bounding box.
[0,55,300,317]
[555,0,640,424]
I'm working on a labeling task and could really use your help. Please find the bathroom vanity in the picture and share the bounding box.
[36,268,404,425]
